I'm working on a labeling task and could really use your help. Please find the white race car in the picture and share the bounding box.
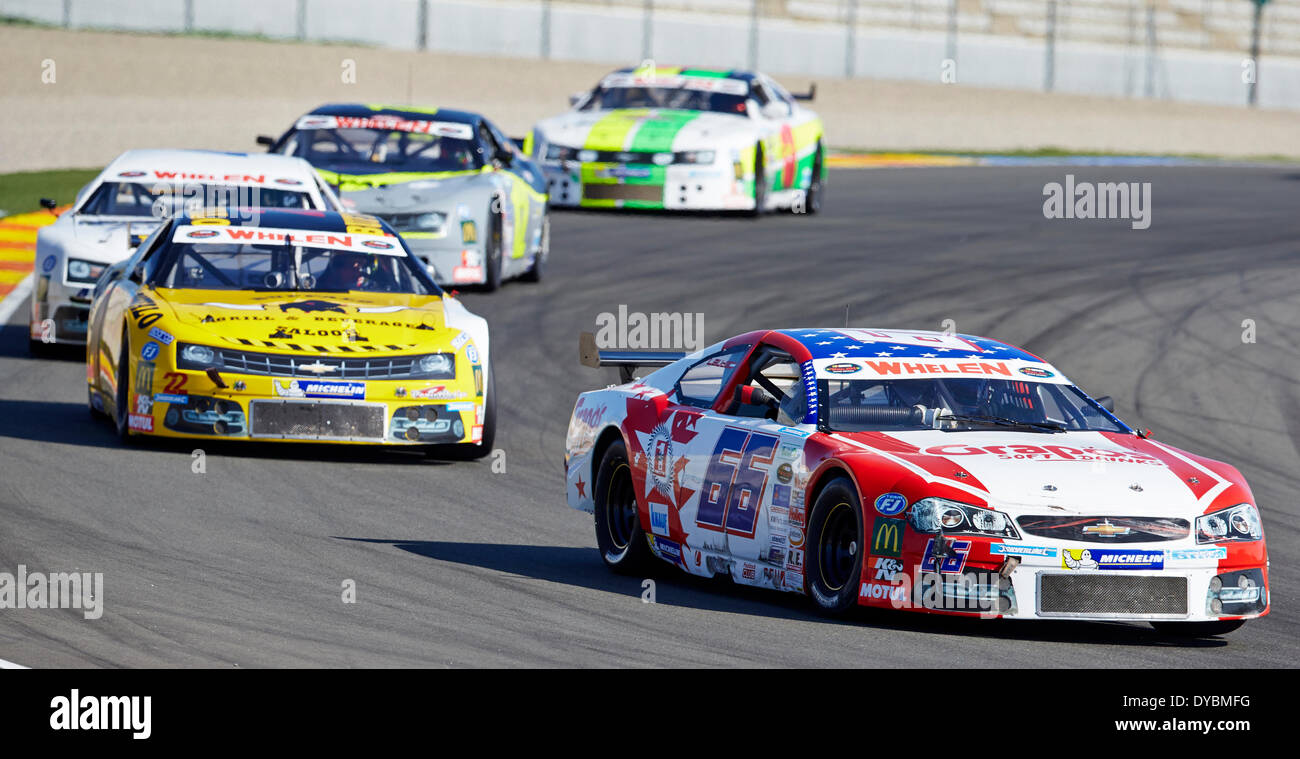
[29,149,343,351]
[527,65,824,214]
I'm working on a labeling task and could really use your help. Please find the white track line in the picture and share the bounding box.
[0,656,30,669]
[0,273,33,326]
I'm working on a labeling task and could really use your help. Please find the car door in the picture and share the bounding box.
[480,119,545,266]
[642,340,812,588]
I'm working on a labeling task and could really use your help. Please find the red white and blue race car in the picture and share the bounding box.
[564,328,1269,636]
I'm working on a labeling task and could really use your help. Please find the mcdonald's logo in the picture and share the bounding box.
[871,517,904,558]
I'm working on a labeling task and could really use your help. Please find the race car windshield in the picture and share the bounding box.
[584,85,749,115]
[79,182,313,217]
[820,378,1128,433]
[149,241,438,295]
[284,128,482,173]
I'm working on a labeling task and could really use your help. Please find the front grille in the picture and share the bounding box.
[583,183,663,202]
[215,347,431,380]
[250,400,386,440]
[1018,515,1190,543]
[1038,573,1188,617]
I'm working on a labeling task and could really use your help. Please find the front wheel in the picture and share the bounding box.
[592,439,652,573]
[113,331,136,444]
[746,144,767,218]
[802,142,824,215]
[482,202,504,292]
[1150,619,1246,637]
[806,478,864,614]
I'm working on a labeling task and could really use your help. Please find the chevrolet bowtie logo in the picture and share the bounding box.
[1082,519,1131,538]
[299,361,338,375]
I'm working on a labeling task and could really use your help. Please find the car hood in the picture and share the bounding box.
[339,177,482,216]
[536,108,753,153]
[148,288,460,351]
[53,215,162,262]
[315,165,484,193]
[835,429,1246,517]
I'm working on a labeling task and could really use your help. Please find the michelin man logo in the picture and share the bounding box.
[1062,549,1099,570]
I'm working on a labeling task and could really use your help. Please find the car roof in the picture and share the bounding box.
[99,149,322,184]
[173,208,384,233]
[305,103,482,125]
[607,66,758,83]
[772,328,1046,363]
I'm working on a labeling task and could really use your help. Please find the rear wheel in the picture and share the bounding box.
[806,477,864,614]
[592,439,652,573]
[1150,619,1246,637]
[519,216,548,283]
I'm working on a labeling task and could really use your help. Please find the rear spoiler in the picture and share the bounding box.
[792,83,816,101]
[579,331,686,384]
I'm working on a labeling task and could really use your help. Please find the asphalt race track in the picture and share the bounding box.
[1,165,1297,667]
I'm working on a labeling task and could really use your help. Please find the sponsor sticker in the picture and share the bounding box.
[140,341,161,361]
[466,345,479,364]
[1167,547,1228,561]
[874,492,908,516]
[411,385,466,400]
[1061,548,1164,571]
[42,255,57,273]
[128,413,153,432]
[153,393,188,404]
[990,543,1057,558]
[776,463,793,484]
[451,331,470,350]
[824,362,861,374]
[649,501,670,537]
[652,537,682,562]
[873,556,904,581]
[1019,366,1054,378]
[273,379,366,400]
[148,326,174,345]
[860,581,909,601]
[871,517,904,558]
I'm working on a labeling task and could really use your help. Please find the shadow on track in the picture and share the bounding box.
[337,538,1227,648]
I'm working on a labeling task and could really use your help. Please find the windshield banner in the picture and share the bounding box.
[813,357,1071,384]
[599,73,749,96]
[172,225,404,255]
[293,115,474,140]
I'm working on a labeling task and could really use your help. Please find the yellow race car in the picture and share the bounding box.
[85,207,494,456]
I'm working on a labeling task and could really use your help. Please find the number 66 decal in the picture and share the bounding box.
[696,428,777,538]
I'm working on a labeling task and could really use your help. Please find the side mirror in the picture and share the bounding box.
[40,198,58,210]
[1094,395,1115,412]
[568,91,587,107]
[256,135,276,147]
[494,148,514,167]
[760,102,790,120]
[128,264,145,283]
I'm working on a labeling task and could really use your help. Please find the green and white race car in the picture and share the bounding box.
[527,66,824,215]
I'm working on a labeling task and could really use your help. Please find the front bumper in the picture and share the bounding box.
[403,238,488,286]
[104,370,487,446]
[857,539,1270,622]
[30,273,96,345]
[542,161,755,210]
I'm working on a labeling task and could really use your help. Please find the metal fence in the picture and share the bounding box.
[5,0,1297,108]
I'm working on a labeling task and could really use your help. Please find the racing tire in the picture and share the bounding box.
[802,142,824,215]
[519,216,548,283]
[592,439,652,574]
[1150,619,1246,637]
[482,201,504,292]
[429,366,495,460]
[113,330,137,444]
[747,144,768,218]
[806,477,864,615]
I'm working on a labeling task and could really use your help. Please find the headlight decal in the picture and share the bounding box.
[1196,503,1263,544]
[908,497,1020,539]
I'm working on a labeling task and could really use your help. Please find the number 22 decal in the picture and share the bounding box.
[163,372,187,394]
[696,428,777,538]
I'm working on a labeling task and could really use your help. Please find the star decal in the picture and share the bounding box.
[875,352,892,357]
[575,476,586,498]
[830,352,847,358]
